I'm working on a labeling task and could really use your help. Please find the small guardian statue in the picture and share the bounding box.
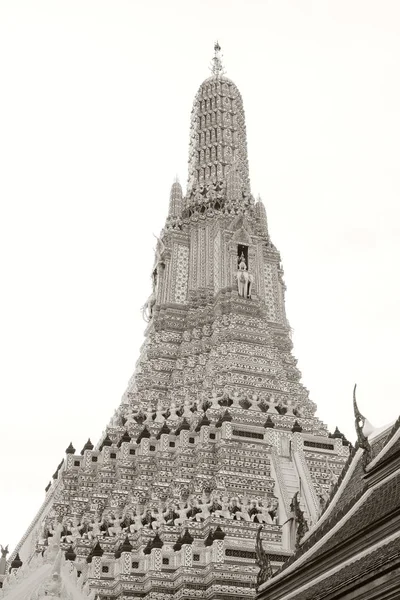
[0,544,9,576]
[237,254,248,298]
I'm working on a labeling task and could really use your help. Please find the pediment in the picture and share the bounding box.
[232,226,252,245]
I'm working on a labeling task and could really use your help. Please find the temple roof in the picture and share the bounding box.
[258,418,400,599]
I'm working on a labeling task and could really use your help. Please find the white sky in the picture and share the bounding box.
[1,0,400,551]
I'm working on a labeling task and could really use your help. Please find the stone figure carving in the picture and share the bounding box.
[108,513,123,536]
[163,502,179,526]
[186,498,202,520]
[214,494,231,519]
[151,503,166,529]
[142,509,157,529]
[236,254,254,299]
[141,235,166,323]
[0,545,9,577]
[196,494,212,521]
[248,272,254,298]
[248,499,261,522]
[174,502,189,527]
[129,509,144,533]
[142,291,156,323]
[231,496,251,521]
[236,255,249,297]
[38,518,55,546]
[81,515,103,541]
[38,572,62,599]
[62,517,81,544]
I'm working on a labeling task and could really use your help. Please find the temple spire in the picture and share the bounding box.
[187,46,249,194]
[210,41,225,77]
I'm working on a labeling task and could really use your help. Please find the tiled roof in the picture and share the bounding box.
[321,472,400,555]
[276,448,363,574]
[289,536,400,600]
[273,428,398,577]
[371,415,400,470]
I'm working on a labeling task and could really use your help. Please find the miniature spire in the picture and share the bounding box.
[180,528,194,545]
[210,41,225,77]
[353,384,372,468]
[120,535,133,553]
[65,442,75,454]
[65,546,76,561]
[169,178,183,217]
[9,552,22,572]
[80,438,94,455]
[255,195,269,237]
[213,525,225,540]
[150,533,164,549]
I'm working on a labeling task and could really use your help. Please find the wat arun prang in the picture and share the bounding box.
[2,45,351,598]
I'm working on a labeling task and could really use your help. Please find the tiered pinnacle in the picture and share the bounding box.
[2,46,350,600]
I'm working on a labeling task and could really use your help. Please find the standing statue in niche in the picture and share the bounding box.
[236,253,254,299]
[142,290,156,323]
[142,234,166,322]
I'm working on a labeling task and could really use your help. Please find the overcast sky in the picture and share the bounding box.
[1,0,400,551]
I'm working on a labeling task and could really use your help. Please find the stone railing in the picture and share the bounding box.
[270,446,290,518]
[292,450,320,524]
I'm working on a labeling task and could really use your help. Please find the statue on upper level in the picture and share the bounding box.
[236,253,253,299]
[142,291,156,323]
[142,234,166,322]
[0,544,9,576]
[236,254,248,297]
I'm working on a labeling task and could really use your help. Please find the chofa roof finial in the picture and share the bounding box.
[255,526,272,589]
[353,384,372,469]
[210,41,225,77]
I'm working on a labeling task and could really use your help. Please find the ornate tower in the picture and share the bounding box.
[2,45,350,599]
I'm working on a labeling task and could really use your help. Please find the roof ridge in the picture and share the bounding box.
[367,417,400,471]
[274,447,363,575]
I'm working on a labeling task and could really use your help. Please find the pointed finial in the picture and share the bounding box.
[210,41,225,77]
[9,552,22,572]
[65,442,75,454]
[169,178,183,218]
[255,526,272,588]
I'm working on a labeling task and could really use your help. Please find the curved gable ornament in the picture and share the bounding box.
[353,384,372,469]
